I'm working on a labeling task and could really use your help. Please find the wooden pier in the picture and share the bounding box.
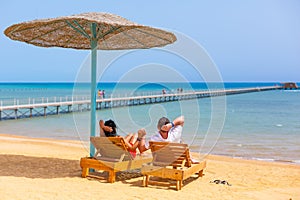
[0,85,283,120]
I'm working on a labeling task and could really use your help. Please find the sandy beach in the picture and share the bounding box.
[0,133,299,200]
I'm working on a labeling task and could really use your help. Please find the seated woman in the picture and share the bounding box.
[99,119,145,158]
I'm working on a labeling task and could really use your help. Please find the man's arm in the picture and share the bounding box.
[161,115,184,132]
[173,115,184,126]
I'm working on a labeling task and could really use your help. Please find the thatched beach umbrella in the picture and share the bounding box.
[4,12,177,155]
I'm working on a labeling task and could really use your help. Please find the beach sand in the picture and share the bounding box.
[0,133,299,200]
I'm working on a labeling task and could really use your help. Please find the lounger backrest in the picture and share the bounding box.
[149,141,192,168]
[90,137,133,162]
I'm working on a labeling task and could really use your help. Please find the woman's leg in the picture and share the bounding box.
[124,133,139,151]
[125,133,137,144]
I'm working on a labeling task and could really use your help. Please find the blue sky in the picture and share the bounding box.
[1,0,299,82]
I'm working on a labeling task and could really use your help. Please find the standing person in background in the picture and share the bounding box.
[98,89,103,99]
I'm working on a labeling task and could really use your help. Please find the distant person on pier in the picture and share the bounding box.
[176,88,183,93]
[98,90,103,99]
[99,119,145,157]
[102,90,105,98]
[137,115,184,153]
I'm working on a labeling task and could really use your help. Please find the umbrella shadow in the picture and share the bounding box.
[0,154,81,179]
[124,176,200,191]
[86,169,143,183]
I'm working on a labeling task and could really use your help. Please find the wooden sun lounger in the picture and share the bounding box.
[80,137,152,183]
[141,141,206,190]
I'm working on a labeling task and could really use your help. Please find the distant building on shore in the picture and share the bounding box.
[282,82,298,90]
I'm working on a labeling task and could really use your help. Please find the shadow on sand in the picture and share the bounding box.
[0,154,81,179]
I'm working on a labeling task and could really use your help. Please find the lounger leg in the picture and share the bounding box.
[198,170,204,177]
[143,176,146,187]
[108,170,116,183]
[143,175,149,187]
[82,167,89,178]
[176,180,182,191]
[180,180,183,190]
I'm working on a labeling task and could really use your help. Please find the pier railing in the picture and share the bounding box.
[0,86,282,120]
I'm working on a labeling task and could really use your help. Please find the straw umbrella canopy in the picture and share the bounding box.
[4,12,177,156]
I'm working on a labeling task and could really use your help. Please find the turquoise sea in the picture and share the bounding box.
[0,82,299,164]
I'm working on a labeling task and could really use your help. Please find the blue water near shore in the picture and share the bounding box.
[0,82,299,164]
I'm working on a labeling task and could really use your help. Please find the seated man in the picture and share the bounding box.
[137,115,184,153]
[99,119,144,157]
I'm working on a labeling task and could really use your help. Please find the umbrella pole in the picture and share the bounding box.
[90,23,98,157]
